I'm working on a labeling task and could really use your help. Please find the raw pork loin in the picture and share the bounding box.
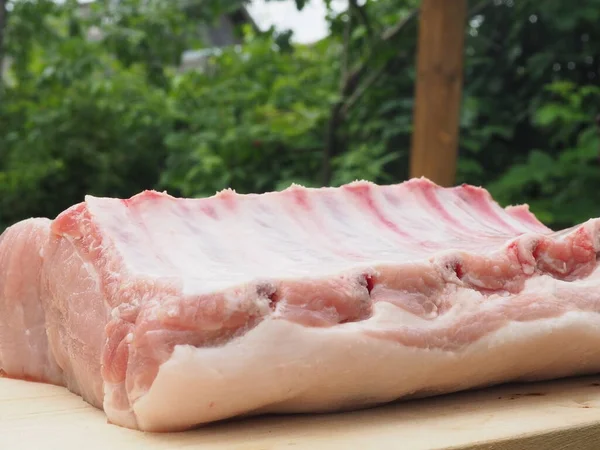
[2,178,600,431]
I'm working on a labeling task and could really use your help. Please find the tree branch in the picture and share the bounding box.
[467,0,495,18]
[340,51,409,118]
[321,8,417,185]
[349,0,372,39]
[0,0,7,88]
[341,12,351,87]
[596,114,600,164]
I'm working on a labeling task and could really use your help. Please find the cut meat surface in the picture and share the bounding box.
[2,178,600,431]
[0,219,63,385]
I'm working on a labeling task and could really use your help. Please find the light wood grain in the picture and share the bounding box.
[2,376,600,449]
[410,0,467,186]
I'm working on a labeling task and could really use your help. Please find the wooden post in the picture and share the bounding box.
[409,0,467,187]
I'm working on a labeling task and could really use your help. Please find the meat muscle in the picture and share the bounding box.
[1,178,600,431]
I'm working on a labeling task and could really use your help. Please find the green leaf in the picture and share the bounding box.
[534,103,564,126]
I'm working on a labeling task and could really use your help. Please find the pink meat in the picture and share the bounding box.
[0,219,63,384]
[1,178,600,431]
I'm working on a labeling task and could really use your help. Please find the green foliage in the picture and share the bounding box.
[1,0,600,232]
[0,0,176,227]
[456,0,600,228]
[488,82,600,227]
[161,30,336,196]
[0,63,172,225]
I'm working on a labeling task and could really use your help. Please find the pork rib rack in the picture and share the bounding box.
[1,178,600,431]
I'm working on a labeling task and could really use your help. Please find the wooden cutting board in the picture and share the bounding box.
[1,375,600,450]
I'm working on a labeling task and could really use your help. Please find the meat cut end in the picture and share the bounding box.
[1,178,600,431]
[0,219,63,385]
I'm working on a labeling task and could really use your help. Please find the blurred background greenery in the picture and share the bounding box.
[0,0,599,231]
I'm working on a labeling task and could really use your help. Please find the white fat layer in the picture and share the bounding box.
[84,183,570,296]
[131,309,600,432]
[103,383,138,429]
